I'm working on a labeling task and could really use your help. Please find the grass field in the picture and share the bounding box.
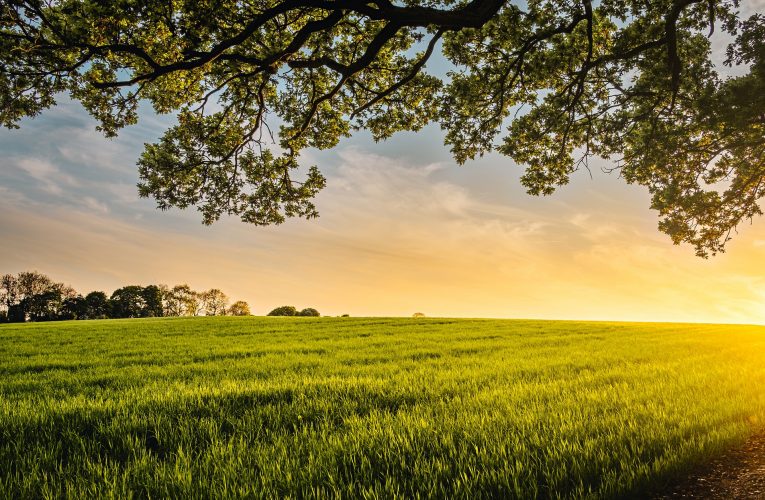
[1,317,765,499]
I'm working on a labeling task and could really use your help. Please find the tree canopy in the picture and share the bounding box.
[298,307,321,317]
[228,300,251,316]
[0,271,250,322]
[2,1,763,256]
[268,306,299,317]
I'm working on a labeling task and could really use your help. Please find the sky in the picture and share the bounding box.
[2,5,765,323]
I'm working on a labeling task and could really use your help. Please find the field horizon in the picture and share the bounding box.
[2,316,765,498]
[26,314,762,327]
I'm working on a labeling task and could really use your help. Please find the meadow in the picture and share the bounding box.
[1,317,765,499]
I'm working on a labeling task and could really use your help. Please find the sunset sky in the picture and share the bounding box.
[2,97,764,324]
[2,2,765,324]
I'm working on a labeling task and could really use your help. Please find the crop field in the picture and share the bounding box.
[1,317,765,499]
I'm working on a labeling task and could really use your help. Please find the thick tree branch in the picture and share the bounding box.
[666,0,704,98]
[351,29,444,118]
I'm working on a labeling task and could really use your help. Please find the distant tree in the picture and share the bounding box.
[60,295,87,320]
[59,285,78,300]
[18,272,55,302]
[165,284,200,316]
[180,286,204,316]
[141,285,164,317]
[23,282,76,322]
[164,284,186,317]
[201,289,228,316]
[187,290,204,316]
[267,306,298,317]
[0,271,241,322]
[341,314,350,318]
[298,308,320,317]
[0,274,18,314]
[27,288,63,321]
[157,283,170,310]
[7,304,25,323]
[84,291,109,319]
[110,286,146,319]
[228,301,251,317]
[1,271,56,321]
[412,312,426,318]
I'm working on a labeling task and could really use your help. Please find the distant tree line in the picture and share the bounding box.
[0,271,251,323]
[267,306,320,317]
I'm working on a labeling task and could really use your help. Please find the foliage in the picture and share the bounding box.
[1,272,75,322]
[1,317,765,497]
[109,286,147,319]
[141,285,165,318]
[412,312,426,318]
[201,289,229,316]
[0,273,18,312]
[0,271,242,322]
[165,284,196,316]
[26,289,63,322]
[165,284,202,317]
[228,301,251,316]
[84,291,109,319]
[267,306,298,317]
[1,271,55,321]
[297,307,320,317]
[1,2,764,255]
[6,304,25,323]
[60,295,87,320]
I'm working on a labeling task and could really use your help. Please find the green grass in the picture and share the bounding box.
[1,317,765,499]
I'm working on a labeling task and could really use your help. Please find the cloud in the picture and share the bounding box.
[12,157,80,196]
[81,197,110,214]
[742,0,765,16]
[322,148,554,237]
[0,185,28,205]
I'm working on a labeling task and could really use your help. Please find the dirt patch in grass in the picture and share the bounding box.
[657,432,765,499]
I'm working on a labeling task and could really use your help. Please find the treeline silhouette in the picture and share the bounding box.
[0,271,251,323]
[267,306,320,317]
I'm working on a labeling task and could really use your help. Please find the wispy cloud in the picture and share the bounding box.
[13,157,78,196]
[81,197,110,214]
